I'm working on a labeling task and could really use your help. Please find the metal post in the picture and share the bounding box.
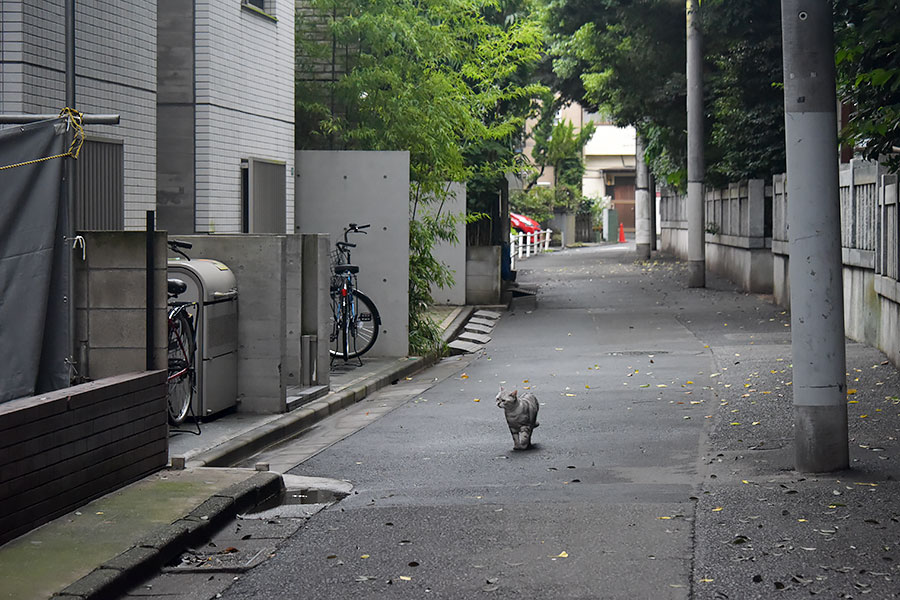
[781,0,848,472]
[146,211,156,371]
[635,135,652,260]
[686,0,705,287]
[649,174,658,251]
[65,0,77,380]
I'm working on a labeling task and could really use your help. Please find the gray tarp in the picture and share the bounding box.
[0,118,69,403]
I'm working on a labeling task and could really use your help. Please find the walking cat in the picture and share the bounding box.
[496,387,539,450]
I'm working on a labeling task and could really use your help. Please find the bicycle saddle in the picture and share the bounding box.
[167,278,188,296]
[333,264,359,274]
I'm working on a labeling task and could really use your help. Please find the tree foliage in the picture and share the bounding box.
[542,0,786,189]
[543,0,686,187]
[296,0,545,354]
[835,0,900,172]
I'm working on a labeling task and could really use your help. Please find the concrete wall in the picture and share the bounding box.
[422,183,467,306]
[295,150,411,357]
[466,246,501,305]
[0,371,167,546]
[0,1,157,229]
[74,232,168,380]
[550,210,576,247]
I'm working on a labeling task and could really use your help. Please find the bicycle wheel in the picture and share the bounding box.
[329,290,381,360]
[347,290,381,359]
[167,310,195,424]
[328,290,381,360]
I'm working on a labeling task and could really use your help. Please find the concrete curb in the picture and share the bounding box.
[53,472,283,600]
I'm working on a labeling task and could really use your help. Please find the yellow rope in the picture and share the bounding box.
[0,107,85,171]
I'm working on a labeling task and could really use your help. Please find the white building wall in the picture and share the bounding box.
[194,1,295,233]
[0,1,157,230]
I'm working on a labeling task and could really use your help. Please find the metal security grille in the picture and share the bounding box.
[75,138,124,230]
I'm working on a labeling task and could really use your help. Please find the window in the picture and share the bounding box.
[241,0,277,21]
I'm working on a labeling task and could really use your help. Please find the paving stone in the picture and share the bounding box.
[473,309,501,320]
[463,323,493,334]
[468,317,496,328]
[457,331,491,344]
[447,340,484,354]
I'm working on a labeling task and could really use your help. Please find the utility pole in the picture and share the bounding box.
[781,1,849,472]
[686,0,705,287]
[635,135,652,260]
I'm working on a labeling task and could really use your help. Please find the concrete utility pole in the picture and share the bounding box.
[686,0,705,287]
[781,1,849,472]
[635,135,652,260]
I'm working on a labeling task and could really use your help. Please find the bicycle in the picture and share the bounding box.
[330,223,382,363]
[166,240,198,425]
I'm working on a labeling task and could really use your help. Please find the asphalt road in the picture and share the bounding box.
[218,244,721,599]
[138,243,900,600]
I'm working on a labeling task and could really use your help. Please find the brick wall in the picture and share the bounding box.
[0,371,168,546]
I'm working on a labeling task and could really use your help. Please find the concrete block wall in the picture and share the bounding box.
[175,235,305,414]
[75,232,168,380]
[0,371,168,546]
[193,0,295,233]
[0,1,157,229]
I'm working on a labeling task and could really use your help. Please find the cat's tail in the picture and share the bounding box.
[534,421,540,428]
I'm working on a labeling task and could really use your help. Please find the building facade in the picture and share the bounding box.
[157,0,295,234]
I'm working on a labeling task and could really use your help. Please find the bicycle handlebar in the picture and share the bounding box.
[343,223,371,243]
[168,240,192,249]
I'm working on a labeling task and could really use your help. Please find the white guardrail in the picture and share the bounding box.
[510,229,552,270]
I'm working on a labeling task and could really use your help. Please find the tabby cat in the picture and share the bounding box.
[495,387,540,450]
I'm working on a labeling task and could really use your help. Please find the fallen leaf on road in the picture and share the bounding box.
[556,551,569,558]
[473,398,481,402]
[399,576,412,581]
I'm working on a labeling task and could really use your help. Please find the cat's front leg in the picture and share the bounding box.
[514,426,532,450]
[509,428,520,449]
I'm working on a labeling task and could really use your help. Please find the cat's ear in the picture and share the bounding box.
[511,389,518,398]
[498,385,504,393]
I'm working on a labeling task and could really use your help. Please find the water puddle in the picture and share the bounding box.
[240,487,348,520]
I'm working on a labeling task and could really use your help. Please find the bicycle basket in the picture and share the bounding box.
[330,248,349,268]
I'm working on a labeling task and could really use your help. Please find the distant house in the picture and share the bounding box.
[521,102,637,231]
[0,1,157,230]
[157,0,295,234]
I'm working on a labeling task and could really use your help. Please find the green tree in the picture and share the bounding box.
[542,0,787,189]
[295,0,545,354]
[702,0,785,186]
[835,0,900,172]
[543,0,687,187]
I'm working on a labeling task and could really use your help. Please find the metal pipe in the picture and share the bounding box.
[0,114,120,124]
[65,0,76,382]
[686,0,705,287]
[781,0,849,472]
